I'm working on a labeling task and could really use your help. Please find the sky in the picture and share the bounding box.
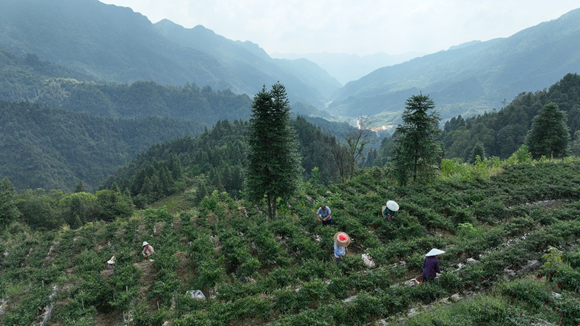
[99,0,580,56]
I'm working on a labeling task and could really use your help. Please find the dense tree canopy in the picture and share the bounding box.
[441,73,580,161]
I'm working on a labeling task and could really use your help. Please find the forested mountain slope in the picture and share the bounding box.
[0,46,96,102]
[0,0,229,88]
[0,0,338,107]
[441,73,580,160]
[101,117,349,207]
[0,101,203,191]
[1,159,579,324]
[329,8,580,123]
[155,20,341,103]
[370,73,580,165]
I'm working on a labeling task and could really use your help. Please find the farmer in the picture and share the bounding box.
[333,232,350,263]
[316,204,333,226]
[422,248,445,282]
[106,256,115,270]
[142,241,155,258]
[383,200,399,220]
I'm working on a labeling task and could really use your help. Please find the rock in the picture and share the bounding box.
[407,308,419,318]
[186,290,206,300]
[518,260,541,275]
[343,295,357,303]
[450,294,462,302]
[466,258,480,264]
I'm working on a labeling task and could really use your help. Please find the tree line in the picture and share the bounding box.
[370,73,580,167]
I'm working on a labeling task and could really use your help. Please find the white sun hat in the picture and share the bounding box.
[386,200,399,211]
[142,241,149,247]
[425,248,445,257]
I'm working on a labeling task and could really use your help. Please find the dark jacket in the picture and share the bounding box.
[422,256,441,279]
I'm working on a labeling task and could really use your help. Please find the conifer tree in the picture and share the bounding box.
[525,103,570,159]
[393,94,442,186]
[469,141,486,163]
[0,177,20,227]
[245,83,301,219]
[75,181,85,193]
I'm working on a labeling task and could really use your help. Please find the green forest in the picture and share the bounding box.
[372,73,580,165]
[0,101,204,192]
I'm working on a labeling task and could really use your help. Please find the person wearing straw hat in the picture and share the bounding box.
[382,200,399,220]
[333,232,350,263]
[142,241,155,258]
[422,248,445,281]
[316,204,333,226]
[107,256,116,270]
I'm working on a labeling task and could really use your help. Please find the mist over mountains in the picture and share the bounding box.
[1,0,578,124]
[328,8,580,124]
[271,52,424,85]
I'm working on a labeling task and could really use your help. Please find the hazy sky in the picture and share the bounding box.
[99,0,579,56]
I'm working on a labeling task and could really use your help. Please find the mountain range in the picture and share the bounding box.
[1,0,578,124]
[0,0,340,108]
[328,8,580,124]
[271,51,423,85]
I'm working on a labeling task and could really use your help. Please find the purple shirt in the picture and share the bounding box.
[422,257,441,279]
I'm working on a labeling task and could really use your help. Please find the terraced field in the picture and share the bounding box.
[1,160,579,325]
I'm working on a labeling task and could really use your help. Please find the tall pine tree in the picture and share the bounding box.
[245,83,301,219]
[525,103,570,159]
[393,94,442,186]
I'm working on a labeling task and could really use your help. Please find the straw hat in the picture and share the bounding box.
[425,248,445,257]
[386,200,399,212]
[107,256,115,264]
[334,232,351,247]
[142,241,149,247]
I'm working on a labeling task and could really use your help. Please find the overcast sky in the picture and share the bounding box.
[99,0,579,56]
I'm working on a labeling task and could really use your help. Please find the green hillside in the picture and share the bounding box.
[1,157,579,325]
[100,117,349,208]
[0,101,204,192]
[0,0,339,107]
[329,8,580,124]
[441,73,580,161]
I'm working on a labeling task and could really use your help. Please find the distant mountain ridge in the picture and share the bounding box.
[154,20,341,106]
[0,0,339,107]
[328,8,580,124]
[271,51,424,85]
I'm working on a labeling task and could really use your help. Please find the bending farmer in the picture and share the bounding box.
[333,232,350,263]
[383,200,399,219]
[142,241,155,258]
[422,248,445,281]
[316,204,333,226]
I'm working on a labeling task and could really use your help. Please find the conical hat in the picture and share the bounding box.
[107,256,115,264]
[425,248,445,257]
[334,232,351,247]
[386,200,399,211]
